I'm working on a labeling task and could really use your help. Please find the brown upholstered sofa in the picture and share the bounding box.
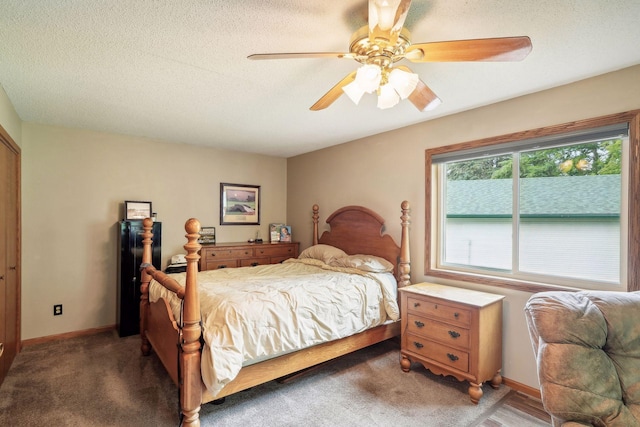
[524,290,640,427]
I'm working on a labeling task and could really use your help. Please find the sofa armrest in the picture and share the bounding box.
[525,290,640,427]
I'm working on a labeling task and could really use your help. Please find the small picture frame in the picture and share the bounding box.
[270,223,284,242]
[220,183,260,225]
[198,227,216,244]
[124,201,152,220]
[280,225,292,242]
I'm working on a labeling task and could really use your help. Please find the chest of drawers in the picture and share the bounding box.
[399,283,504,404]
[199,241,299,271]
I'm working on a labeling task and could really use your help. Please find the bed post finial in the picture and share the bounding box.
[182,218,202,426]
[398,201,411,287]
[140,218,153,356]
[312,204,320,245]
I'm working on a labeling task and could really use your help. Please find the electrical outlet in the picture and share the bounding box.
[53,304,63,316]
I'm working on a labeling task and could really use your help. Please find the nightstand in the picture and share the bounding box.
[399,283,504,404]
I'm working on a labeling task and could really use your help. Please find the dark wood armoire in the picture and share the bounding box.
[117,221,161,337]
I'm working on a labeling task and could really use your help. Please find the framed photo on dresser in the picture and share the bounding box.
[280,225,291,242]
[124,201,152,220]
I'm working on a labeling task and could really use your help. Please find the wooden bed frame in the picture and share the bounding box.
[139,201,411,426]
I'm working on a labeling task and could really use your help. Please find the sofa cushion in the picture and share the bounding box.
[525,291,640,426]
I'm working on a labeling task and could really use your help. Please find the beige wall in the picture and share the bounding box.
[20,124,287,339]
[0,85,21,146]
[287,64,640,389]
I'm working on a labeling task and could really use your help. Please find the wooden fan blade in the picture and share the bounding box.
[406,36,532,62]
[396,65,441,112]
[309,71,357,111]
[248,52,357,60]
[368,0,412,45]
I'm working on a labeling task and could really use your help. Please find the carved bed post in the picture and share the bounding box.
[181,218,203,426]
[398,201,411,288]
[140,218,153,356]
[312,204,319,245]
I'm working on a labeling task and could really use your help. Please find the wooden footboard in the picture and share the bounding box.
[146,298,180,386]
[140,202,411,427]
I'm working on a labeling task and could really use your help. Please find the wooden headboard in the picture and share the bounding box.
[312,201,411,287]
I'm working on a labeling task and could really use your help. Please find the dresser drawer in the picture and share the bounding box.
[239,258,270,267]
[204,260,239,270]
[407,296,471,327]
[270,255,292,264]
[255,245,297,257]
[203,248,252,261]
[405,332,470,373]
[406,314,470,349]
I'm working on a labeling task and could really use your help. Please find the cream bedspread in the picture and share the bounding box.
[149,258,399,397]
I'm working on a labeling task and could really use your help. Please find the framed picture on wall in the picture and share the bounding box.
[220,183,260,225]
[124,200,152,220]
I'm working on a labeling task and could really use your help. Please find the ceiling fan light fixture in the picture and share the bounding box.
[342,64,383,105]
[355,64,382,93]
[377,84,400,109]
[388,68,419,99]
[342,80,366,105]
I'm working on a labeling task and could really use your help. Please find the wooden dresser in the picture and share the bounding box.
[399,283,504,404]
[199,241,299,271]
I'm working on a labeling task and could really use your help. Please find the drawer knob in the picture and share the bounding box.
[447,353,459,362]
[413,342,424,349]
[454,312,459,318]
[413,302,421,308]
[414,320,425,328]
[448,330,460,339]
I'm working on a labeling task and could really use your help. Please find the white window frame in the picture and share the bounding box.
[425,111,640,293]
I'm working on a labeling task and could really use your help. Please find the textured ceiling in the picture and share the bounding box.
[1,1,640,157]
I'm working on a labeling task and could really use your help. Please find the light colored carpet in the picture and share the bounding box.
[0,330,544,426]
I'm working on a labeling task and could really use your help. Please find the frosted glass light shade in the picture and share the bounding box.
[377,84,400,109]
[388,68,419,99]
[355,64,382,93]
[342,80,366,105]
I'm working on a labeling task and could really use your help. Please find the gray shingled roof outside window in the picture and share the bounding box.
[447,175,620,217]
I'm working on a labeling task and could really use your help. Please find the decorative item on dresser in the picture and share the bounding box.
[124,200,152,220]
[139,201,411,426]
[399,283,504,404]
[199,241,299,270]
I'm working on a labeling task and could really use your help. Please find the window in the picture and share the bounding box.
[425,112,640,293]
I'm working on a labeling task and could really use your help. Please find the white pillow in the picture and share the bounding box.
[330,254,394,273]
[298,244,347,264]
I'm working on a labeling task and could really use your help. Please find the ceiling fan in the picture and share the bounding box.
[248,0,532,112]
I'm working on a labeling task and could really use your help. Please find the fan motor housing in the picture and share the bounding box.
[349,26,412,67]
